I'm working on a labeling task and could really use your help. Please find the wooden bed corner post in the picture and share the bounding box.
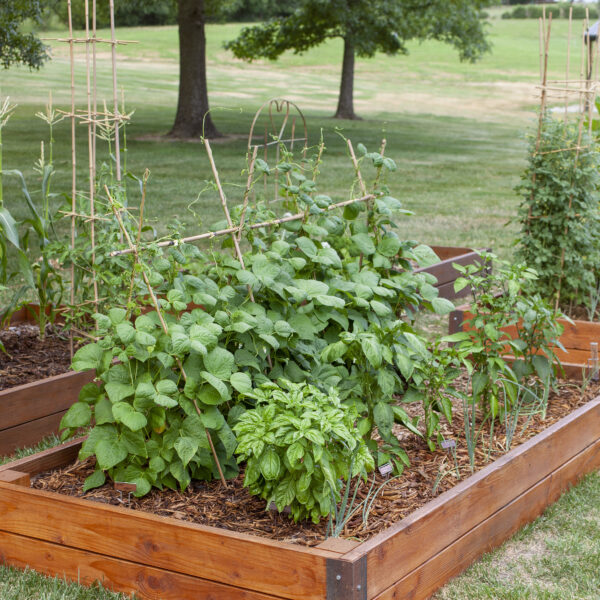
[0,471,30,487]
[326,555,367,600]
[449,308,465,335]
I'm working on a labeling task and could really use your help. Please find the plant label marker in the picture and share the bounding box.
[114,481,136,504]
[441,439,456,450]
[590,342,599,381]
[379,463,393,476]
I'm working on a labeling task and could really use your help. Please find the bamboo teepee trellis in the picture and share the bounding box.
[529,8,600,309]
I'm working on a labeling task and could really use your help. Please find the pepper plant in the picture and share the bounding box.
[449,253,564,420]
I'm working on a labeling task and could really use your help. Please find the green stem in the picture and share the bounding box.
[0,126,3,209]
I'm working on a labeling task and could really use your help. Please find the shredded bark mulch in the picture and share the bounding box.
[0,324,74,391]
[30,378,600,546]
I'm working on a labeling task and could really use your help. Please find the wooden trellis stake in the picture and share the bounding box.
[204,139,255,302]
[106,186,227,487]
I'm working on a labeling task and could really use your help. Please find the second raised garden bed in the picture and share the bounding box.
[414,246,485,300]
[449,302,600,380]
[0,305,93,455]
[0,394,598,599]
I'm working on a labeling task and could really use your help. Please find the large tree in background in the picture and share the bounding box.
[170,0,297,138]
[0,1,49,69]
[226,0,491,120]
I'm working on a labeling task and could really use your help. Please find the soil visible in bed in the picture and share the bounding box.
[0,325,74,390]
[31,378,600,546]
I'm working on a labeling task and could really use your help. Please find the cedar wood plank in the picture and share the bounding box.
[0,482,336,600]
[0,530,284,600]
[342,397,600,598]
[0,470,30,486]
[371,437,600,600]
[413,247,478,286]
[0,369,94,431]
[0,412,68,456]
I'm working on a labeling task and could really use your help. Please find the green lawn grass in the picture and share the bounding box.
[1,14,599,599]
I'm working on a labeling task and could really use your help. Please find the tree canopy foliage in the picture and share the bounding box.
[0,0,49,69]
[226,0,491,118]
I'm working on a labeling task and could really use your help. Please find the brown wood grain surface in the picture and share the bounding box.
[0,470,30,487]
[370,437,600,600]
[0,370,94,431]
[342,397,600,598]
[413,247,479,286]
[0,482,337,600]
[0,413,67,456]
[0,530,285,600]
[0,438,84,474]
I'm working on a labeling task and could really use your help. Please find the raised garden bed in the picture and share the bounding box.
[0,394,598,599]
[414,246,485,300]
[0,306,93,456]
[449,302,600,380]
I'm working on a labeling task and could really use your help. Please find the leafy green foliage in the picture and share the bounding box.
[515,116,600,314]
[226,0,490,115]
[233,380,374,523]
[60,141,456,504]
[61,307,241,496]
[54,0,178,29]
[450,252,564,419]
[405,341,464,451]
[227,0,490,62]
[0,1,49,69]
[0,99,65,333]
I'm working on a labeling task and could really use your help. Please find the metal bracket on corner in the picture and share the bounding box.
[326,555,367,600]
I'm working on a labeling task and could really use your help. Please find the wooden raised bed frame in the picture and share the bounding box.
[0,305,94,455]
[0,396,598,599]
[449,302,600,380]
[415,246,485,301]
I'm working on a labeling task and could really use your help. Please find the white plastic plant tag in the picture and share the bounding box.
[378,463,393,476]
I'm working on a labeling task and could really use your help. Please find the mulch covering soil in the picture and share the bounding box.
[31,378,600,546]
[0,325,74,391]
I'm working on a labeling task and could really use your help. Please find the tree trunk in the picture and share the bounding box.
[169,0,220,138]
[334,38,359,120]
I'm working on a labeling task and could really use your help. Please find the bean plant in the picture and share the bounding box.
[515,115,600,315]
[61,143,458,507]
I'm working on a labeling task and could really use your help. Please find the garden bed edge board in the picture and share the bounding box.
[0,396,599,599]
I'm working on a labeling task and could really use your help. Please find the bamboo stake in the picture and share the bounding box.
[347,139,373,268]
[109,193,376,257]
[109,0,121,182]
[237,146,258,242]
[556,23,589,309]
[85,0,99,317]
[204,139,255,301]
[106,186,227,487]
[565,6,572,123]
[68,0,77,358]
[372,138,388,191]
[579,20,587,116]
[126,170,148,308]
[312,140,325,183]
[43,36,136,45]
[92,0,98,181]
[347,139,368,197]
[528,15,552,237]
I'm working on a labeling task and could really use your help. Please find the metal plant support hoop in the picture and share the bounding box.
[248,98,309,203]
